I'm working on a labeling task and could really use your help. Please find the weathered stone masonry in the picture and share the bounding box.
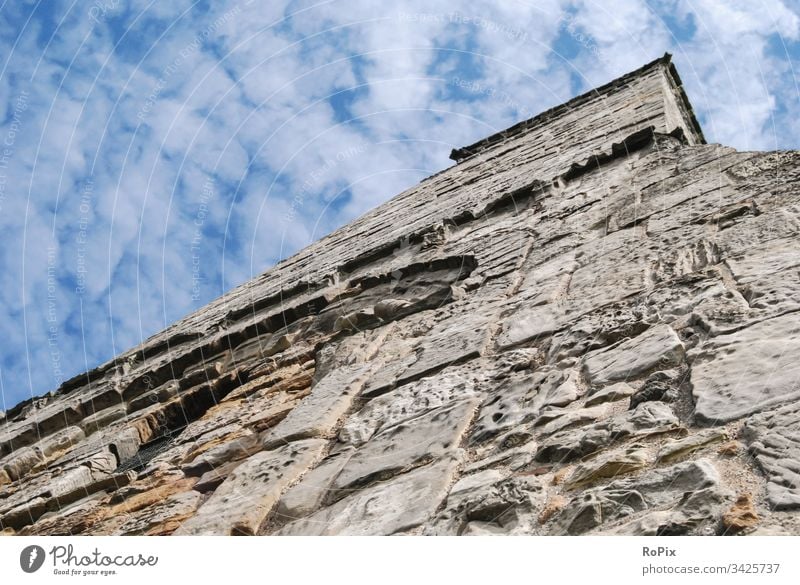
[2,54,799,535]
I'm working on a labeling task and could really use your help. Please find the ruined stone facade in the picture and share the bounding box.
[2,55,799,535]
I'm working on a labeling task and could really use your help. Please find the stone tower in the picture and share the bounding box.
[2,54,798,535]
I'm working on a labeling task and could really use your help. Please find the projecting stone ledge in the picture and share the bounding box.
[278,456,463,535]
[743,401,800,510]
[174,439,326,535]
[582,325,685,385]
[261,363,374,449]
[690,312,800,424]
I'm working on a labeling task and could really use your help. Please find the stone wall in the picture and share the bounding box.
[1,54,798,535]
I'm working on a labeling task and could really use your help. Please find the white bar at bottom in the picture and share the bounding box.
[1,536,797,584]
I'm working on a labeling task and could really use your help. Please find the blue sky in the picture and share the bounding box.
[0,0,798,410]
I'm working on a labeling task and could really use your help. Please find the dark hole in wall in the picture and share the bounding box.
[114,372,245,474]
[115,426,186,474]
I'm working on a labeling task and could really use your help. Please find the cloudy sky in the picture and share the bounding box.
[0,0,798,409]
